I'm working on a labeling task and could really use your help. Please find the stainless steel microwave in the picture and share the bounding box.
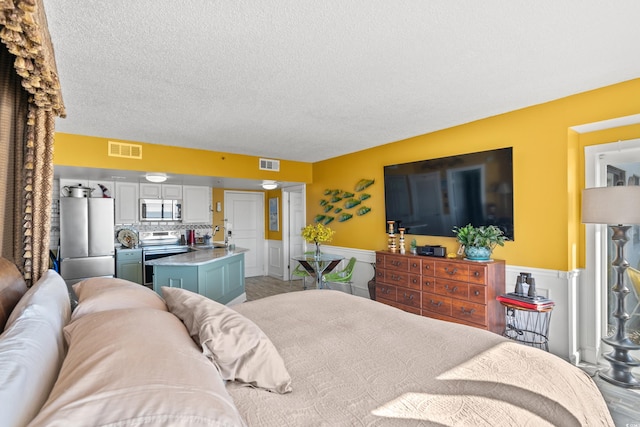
[140,199,182,221]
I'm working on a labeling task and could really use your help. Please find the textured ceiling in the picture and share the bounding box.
[44,1,640,163]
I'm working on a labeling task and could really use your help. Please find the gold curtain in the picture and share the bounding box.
[0,0,65,286]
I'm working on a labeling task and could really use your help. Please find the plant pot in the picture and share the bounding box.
[464,246,492,261]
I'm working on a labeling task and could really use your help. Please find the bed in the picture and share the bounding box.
[0,258,613,426]
[227,290,613,426]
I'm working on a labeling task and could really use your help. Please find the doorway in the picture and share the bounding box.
[282,185,306,282]
[584,139,640,365]
[224,191,265,277]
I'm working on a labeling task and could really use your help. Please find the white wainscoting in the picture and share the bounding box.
[266,240,284,279]
[267,242,586,362]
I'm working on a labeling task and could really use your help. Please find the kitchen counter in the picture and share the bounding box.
[150,246,247,305]
[145,246,248,267]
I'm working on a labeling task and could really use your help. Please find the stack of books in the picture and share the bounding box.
[497,293,555,310]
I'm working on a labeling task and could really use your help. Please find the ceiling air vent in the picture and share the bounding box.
[108,141,142,159]
[259,158,280,171]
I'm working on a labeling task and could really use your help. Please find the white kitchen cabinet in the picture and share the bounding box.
[182,185,211,223]
[139,183,183,199]
[162,184,182,199]
[115,182,139,224]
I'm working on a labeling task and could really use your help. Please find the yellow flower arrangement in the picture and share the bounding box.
[301,223,335,244]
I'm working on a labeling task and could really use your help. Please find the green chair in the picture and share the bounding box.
[323,257,357,294]
[290,251,314,290]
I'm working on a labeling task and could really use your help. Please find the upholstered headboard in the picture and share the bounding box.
[0,257,27,330]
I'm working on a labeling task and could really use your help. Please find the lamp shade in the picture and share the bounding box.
[582,186,640,224]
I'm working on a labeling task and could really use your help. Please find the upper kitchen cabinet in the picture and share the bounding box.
[182,185,211,224]
[139,183,182,199]
[115,182,139,224]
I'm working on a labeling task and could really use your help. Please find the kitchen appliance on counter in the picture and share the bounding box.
[139,230,192,288]
[140,199,182,221]
[59,197,115,285]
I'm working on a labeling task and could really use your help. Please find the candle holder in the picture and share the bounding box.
[387,221,396,252]
[398,228,405,254]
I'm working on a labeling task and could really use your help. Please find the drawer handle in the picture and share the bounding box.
[429,299,442,307]
[473,271,480,277]
[411,262,418,268]
[474,290,480,296]
[381,287,391,295]
[444,284,458,293]
[403,292,414,301]
[424,265,431,270]
[391,274,402,281]
[444,267,458,275]
[460,307,476,316]
[411,277,419,284]
[391,260,402,266]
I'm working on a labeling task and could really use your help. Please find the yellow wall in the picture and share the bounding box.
[54,133,313,183]
[310,79,640,271]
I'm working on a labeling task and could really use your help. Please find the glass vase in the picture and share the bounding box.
[315,243,322,259]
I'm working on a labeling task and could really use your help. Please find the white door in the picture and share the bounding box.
[285,186,306,281]
[225,191,264,277]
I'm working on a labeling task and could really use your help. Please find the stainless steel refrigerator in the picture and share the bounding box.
[59,197,115,285]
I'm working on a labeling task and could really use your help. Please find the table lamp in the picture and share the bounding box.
[582,185,640,388]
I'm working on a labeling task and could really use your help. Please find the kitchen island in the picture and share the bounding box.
[147,247,248,305]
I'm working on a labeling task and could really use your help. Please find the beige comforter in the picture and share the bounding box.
[228,290,613,426]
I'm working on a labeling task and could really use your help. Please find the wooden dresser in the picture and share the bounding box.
[375,251,505,334]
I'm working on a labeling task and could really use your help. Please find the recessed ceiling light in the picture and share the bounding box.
[146,173,167,183]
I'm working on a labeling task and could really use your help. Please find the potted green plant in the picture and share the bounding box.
[453,224,507,261]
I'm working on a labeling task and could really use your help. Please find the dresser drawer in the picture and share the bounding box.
[408,257,422,274]
[422,276,436,293]
[407,274,422,290]
[468,284,487,304]
[376,283,397,301]
[385,255,409,272]
[468,265,488,285]
[435,261,469,281]
[435,278,469,300]
[422,292,452,317]
[397,288,421,309]
[421,259,435,277]
[384,270,410,287]
[451,299,486,326]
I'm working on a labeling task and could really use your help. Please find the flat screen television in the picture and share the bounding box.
[383,147,514,240]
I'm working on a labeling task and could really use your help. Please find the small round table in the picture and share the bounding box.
[499,301,554,352]
[293,253,344,289]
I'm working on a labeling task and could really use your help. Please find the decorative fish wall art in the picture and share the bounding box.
[314,178,374,223]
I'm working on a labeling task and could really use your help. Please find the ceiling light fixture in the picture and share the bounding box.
[262,180,278,190]
[145,173,167,183]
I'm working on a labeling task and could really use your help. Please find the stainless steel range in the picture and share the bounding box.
[139,231,191,288]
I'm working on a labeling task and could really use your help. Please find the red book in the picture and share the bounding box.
[497,295,554,310]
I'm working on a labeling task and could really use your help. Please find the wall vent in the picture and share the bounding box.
[259,158,280,171]
[108,141,142,159]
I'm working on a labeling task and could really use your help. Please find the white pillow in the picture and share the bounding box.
[162,286,292,394]
[30,308,246,427]
[0,270,71,426]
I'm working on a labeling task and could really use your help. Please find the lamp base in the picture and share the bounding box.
[599,340,640,388]
[600,225,640,389]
